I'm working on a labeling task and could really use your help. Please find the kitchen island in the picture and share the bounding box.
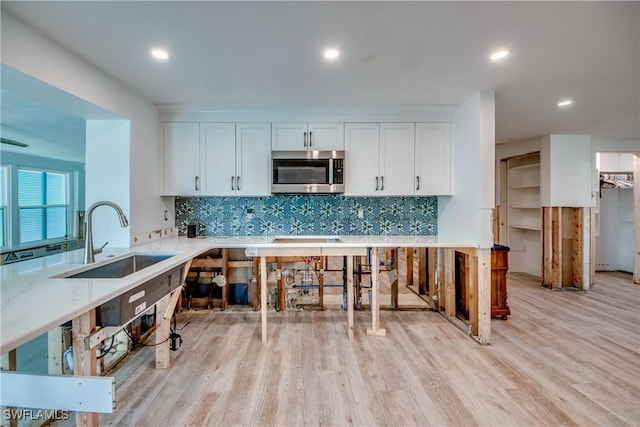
[1,235,488,427]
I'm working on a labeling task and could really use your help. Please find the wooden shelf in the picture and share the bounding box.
[509,163,540,172]
[510,225,541,231]
[510,184,540,189]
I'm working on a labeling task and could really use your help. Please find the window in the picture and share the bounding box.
[18,168,69,244]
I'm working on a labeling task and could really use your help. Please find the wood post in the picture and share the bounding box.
[261,257,268,342]
[405,247,414,286]
[418,248,427,295]
[318,257,324,309]
[634,153,640,284]
[367,248,386,336]
[221,249,229,310]
[155,294,171,370]
[1,349,18,427]
[427,248,437,309]
[72,311,99,427]
[276,260,285,311]
[468,255,479,336]
[443,248,455,317]
[347,256,354,340]
[48,326,64,375]
[477,248,491,345]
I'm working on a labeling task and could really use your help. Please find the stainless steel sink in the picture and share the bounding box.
[59,253,175,279]
[271,236,342,244]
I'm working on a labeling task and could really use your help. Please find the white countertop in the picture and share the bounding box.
[1,235,474,354]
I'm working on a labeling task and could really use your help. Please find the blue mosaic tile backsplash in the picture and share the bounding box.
[175,195,437,236]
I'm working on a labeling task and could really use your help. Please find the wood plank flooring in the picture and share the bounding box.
[55,272,639,427]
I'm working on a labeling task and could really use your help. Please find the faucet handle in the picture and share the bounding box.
[94,241,109,255]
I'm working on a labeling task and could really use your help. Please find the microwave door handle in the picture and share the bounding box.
[329,159,334,184]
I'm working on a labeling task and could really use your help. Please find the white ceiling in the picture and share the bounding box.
[1,1,639,158]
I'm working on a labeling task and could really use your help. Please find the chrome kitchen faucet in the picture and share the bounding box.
[83,201,129,264]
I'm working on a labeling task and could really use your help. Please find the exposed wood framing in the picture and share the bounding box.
[551,207,563,289]
[72,310,99,427]
[1,349,18,427]
[260,257,267,342]
[366,248,386,336]
[468,255,479,337]
[476,248,491,345]
[427,248,437,309]
[444,248,455,317]
[221,249,229,310]
[318,257,324,309]
[572,208,584,287]
[155,294,171,370]
[405,247,414,286]
[347,256,354,340]
[48,326,64,375]
[635,153,640,284]
[418,248,427,295]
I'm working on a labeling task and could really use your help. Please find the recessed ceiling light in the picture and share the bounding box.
[490,49,510,62]
[557,99,573,107]
[151,48,170,61]
[323,48,340,61]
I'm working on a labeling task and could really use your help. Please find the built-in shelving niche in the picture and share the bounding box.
[506,153,541,276]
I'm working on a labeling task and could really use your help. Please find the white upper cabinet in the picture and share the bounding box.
[162,122,270,196]
[272,122,344,151]
[414,123,452,195]
[200,123,236,196]
[345,123,414,196]
[379,123,415,196]
[235,123,271,196]
[162,122,201,196]
[345,123,380,196]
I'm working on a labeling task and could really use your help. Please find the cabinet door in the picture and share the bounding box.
[271,123,308,151]
[344,123,380,196]
[379,123,415,196]
[200,123,236,196]
[308,123,344,150]
[162,122,200,196]
[415,123,452,195]
[236,123,271,196]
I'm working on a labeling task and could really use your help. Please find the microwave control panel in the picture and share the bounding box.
[333,159,344,184]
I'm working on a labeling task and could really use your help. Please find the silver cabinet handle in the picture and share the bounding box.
[309,131,312,147]
[236,176,241,190]
[195,176,199,191]
[416,176,420,191]
[380,176,384,191]
[375,176,379,191]
[231,176,235,191]
[303,131,307,147]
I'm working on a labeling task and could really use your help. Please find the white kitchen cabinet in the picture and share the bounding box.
[344,123,380,196]
[234,123,271,196]
[163,122,270,196]
[200,123,236,196]
[272,122,344,151]
[345,123,414,196]
[162,122,201,196]
[414,122,452,195]
[379,123,415,196]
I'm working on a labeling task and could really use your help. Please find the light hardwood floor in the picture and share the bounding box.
[57,272,639,427]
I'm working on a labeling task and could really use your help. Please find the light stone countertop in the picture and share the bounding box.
[0,235,475,354]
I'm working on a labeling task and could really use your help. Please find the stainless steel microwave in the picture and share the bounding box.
[271,150,345,194]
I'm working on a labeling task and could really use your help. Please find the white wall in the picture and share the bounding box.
[1,11,167,246]
[438,90,495,247]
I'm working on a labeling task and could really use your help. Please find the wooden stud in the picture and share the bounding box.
[477,248,491,344]
[48,326,64,375]
[634,153,640,284]
[468,255,479,336]
[405,247,414,286]
[318,257,324,310]
[155,294,171,369]
[221,249,229,311]
[367,248,386,336]
[347,256,354,340]
[261,257,268,342]
[444,248,455,317]
[572,208,584,289]
[542,207,552,287]
[1,349,18,427]
[72,310,99,427]
[277,260,285,311]
[418,248,427,295]
[427,248,437,309]
[590,207,597,287]
[551,207,563,289]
